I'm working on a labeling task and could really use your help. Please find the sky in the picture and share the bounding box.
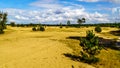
[0,0,120,24]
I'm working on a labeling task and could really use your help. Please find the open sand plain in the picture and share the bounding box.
[0,26,119,68]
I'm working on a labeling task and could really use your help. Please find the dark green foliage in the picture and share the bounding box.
[10,22,16,27]
[0,12,7,34]
[32,27,37,31]
[29,23,34,27]
[95,26,102,33]
[36,27,40,31]
[82,18,86,23]
[20,24,25,27]
[60,22,63,28]
[32,24,45,31]
[67,20,70,25]
[37,24,45,31]
[77,18,85,24]
[60,26,62,28]
[66,20,71,28]
[40,26,45,31]
[80,30,103,63]
[0,25,4,34]
[77,18,86,28]
[16,24,20,27]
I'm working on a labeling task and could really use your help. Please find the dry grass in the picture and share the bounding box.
[0,26,119,68]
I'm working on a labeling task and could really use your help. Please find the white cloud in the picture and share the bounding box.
[15,15,29,20]
[112,7,120,14]
[78,0,99,2]
[107,0,120,4]
[2,7,111,24]
[78,0,120,4]
[30,0,62,9]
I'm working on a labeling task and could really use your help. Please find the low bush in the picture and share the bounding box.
[95,26,102,33]
[32,27,37,31]
[32,25,45,31]
[40,26,45,31]
[60,26,63,28]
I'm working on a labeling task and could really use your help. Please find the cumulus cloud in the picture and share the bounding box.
[2,7,111,24]
[30,0,62,9]
[112,7,120,14]
[107,0,120,4]
[78,0,120,4]
[78,0,99,2]
[15,15,29,20]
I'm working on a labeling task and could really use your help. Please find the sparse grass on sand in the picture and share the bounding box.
[0,26,119,68]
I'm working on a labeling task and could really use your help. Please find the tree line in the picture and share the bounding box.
[8,21,120,28]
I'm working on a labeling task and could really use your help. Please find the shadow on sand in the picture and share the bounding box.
[63,36,120,64]
[63,53,81,62]
[66,36,120,50]
[110,30,120,36]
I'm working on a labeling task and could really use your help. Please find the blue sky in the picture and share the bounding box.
[0,0,120,24]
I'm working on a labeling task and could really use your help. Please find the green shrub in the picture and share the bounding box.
[16,24,20,27]
[10,22,16,27]
[60,26,62,28]
[36,25,45,31]
[0,28,4,34]
[36,27,40,31]
[95,26,102,33]
[80,30,103,63]
[32,27,37,31]
[40,26,45,31]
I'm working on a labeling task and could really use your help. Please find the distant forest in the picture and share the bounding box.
[7,23,120,28]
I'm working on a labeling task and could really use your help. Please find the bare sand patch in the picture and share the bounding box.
[0,27,95,68]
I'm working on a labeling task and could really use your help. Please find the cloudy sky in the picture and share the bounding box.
[0,0,120,24]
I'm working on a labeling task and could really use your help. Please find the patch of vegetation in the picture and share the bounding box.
[32,27,37,31]
[32,24,45,31]
[10,22,16,27]
[66,20,71,28]
[95,26,102,33]
[80,30,103,63]
[0,12,7,34]
[40,26,45,31]
[60,22,63,28]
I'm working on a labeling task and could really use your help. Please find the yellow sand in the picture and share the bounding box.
[0,26,96,68]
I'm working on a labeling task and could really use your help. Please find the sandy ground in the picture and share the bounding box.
[0,27,95,68]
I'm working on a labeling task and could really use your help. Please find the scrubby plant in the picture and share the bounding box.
[60,22,63,28]
[36,26,40,31]
[40,26,45,31]
[32,27,37,31]
[20,24,25,27]
[10,22,16,27]
[95,26,102,33]
[33,24,45,31]
[0,25,4,34]
[80,30,103,63]
[16,24,20,27]
[0,12,7,34]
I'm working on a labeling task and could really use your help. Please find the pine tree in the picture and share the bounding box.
[0,12,7,34]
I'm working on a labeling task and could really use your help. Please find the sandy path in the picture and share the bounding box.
[0,27,94,68]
